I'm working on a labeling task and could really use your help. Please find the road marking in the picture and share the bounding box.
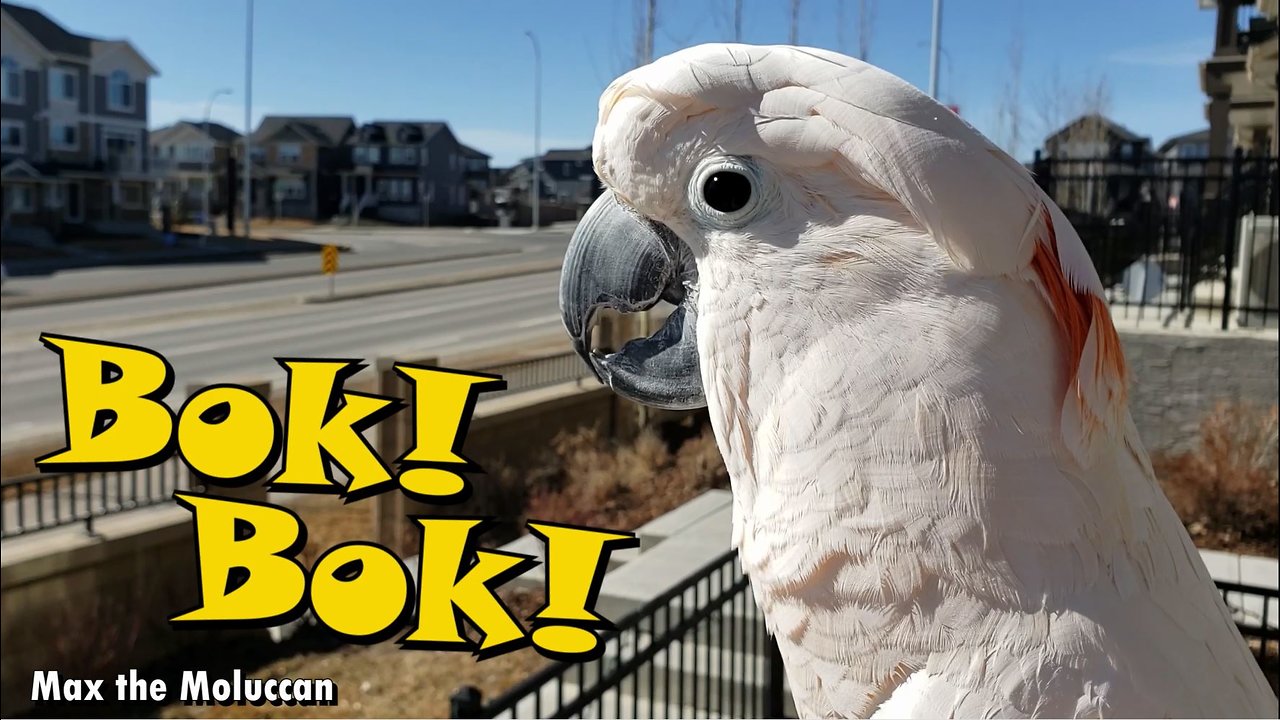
[1,283,554,384]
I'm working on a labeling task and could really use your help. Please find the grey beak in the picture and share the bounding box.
[559,192,706,410]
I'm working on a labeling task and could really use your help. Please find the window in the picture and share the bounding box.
[388,147,417,165]
[1,56,22,102]
[119,182,142,207]
[354,145,381,164]
[376,178,415,202]
[51,122,78,150]
[50,68,77,103]
[45,183,63,209]
[108,70,133,110]
[179,143,211,163]
[276,143,301,164]
[7,184,34,212]
[274,177,307,201]
[1,120,23,151]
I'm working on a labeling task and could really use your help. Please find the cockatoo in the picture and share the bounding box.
[558,44,1278,719]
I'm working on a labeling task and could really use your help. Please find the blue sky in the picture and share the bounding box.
[23,0,1217,166]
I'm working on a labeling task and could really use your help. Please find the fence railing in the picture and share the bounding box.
[470,351,594,397]
[0,458,196,539]
[1218,580,1280,688]
[450,548,787,720]
[1031,150,1279,330]
[450,553,1280,718]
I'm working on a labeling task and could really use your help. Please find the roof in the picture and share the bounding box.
[459,143,490,159]
[1157,128,1211,154]
[353,120,449,145]
[253,115,355,145]
[1046,114,1149,145]
[2,2,94,56]
[542,147,592,162]
[152,120,241,144]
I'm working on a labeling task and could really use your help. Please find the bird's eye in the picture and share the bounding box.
[702,171,752,213]
[689,157,762,227]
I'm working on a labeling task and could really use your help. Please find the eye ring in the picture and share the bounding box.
[689,157,761,227]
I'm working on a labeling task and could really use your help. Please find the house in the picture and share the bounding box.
[249,114,355,221]
[495,146,602,226]
[339,120,472,225]
[1,1,159,241]
[1157,128,1212,161]
[150,119,241,223]
[1041,114,1153,219]
[1156,128,1212,212]
[459,143,494,224]
[1043,114,1152,161]
[1200,0,1278,157]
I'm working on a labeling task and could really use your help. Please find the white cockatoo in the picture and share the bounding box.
[558,44,1278,718]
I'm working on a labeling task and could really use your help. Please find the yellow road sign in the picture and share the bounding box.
[321,245,339,275]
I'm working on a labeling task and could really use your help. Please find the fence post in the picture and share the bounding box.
[449,685,484,719]
[765,635,786,718]
[375,357,409,556]
[1220,148,1244,330]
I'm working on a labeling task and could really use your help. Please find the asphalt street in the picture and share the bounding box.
[1,227,575,457]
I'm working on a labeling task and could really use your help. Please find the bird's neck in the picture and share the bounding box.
[695,258,1072,587]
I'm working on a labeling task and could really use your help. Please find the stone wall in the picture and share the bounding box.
[1120,327,1279,453]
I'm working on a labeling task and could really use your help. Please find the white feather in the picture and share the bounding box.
[594,43,1278,718]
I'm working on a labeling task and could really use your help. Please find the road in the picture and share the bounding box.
[1,227,574,457]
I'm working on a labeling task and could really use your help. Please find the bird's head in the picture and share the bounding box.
[560,43,1122,444]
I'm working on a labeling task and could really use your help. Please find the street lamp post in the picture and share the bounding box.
[202,88,232,239]
[525,30,541,233]
[243,0,255,240]
[928,0,943,99]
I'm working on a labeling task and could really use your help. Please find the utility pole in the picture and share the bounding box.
[525,30,541,232]
[790,0,800,44]
[243,0,254,240]
[644,0,656,63]
[928,0,942,98]
[734,0,743,42]
[858,0,874,61]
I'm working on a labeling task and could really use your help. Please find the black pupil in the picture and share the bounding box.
[702,171,752,213]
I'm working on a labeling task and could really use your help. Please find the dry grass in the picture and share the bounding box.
[522,421,729,530]
[1153,402,1280,558]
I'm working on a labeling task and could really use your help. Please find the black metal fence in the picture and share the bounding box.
[449,552,1279,719]
[450,548,788,719]
[1031,150,1279,329]
[1219,580,1280,693]
[0,458,197,538]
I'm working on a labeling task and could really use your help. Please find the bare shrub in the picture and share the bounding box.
[524,422,729,530]
[1152,402,1279,557]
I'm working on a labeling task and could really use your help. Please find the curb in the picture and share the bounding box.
[0,248,521,310]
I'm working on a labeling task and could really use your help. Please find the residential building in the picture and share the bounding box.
[460,143,494,224]
[150,120,241,223]
[340,120,472,225]
[1041,114,1153,219]
[1199,0,1278,157]
[495,146,602,226]
[249,114,355,221]
[1,1,158,241]
[1156,128,1212,211]
[1157,128,1212,161]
